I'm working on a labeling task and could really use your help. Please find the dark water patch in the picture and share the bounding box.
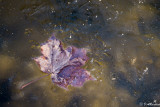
[20,0,106,34]
[113,71,160,106]
[150,0,160,10]
[138,17,146,34]
[66,95,83,107]
[150,16,160,36]
[137,80,160,105]
[0,24,15,50]
[113,72,137,97]
[0,79,11,106]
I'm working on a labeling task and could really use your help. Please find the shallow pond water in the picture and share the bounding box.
[0,0,160,107]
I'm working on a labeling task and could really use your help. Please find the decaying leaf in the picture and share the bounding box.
[34,35,96,89]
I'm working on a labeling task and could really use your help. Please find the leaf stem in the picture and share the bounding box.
[21,73,51,89]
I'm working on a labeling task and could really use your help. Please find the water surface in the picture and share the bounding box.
[0,0,160,107]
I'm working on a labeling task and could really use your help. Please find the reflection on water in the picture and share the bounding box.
[0,0,160,107]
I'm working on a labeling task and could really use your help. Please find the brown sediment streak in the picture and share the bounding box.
[20,73,51,89]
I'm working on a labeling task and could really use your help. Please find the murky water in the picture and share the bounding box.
[0,0,160,107]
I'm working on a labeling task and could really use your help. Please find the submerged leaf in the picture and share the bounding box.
[34,35,96,89]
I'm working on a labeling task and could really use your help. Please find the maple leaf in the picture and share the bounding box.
[32,35,96,89]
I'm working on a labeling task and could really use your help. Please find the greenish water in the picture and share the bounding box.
[0,0,160,107]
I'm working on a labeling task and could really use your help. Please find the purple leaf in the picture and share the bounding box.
[34,35,96,89]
